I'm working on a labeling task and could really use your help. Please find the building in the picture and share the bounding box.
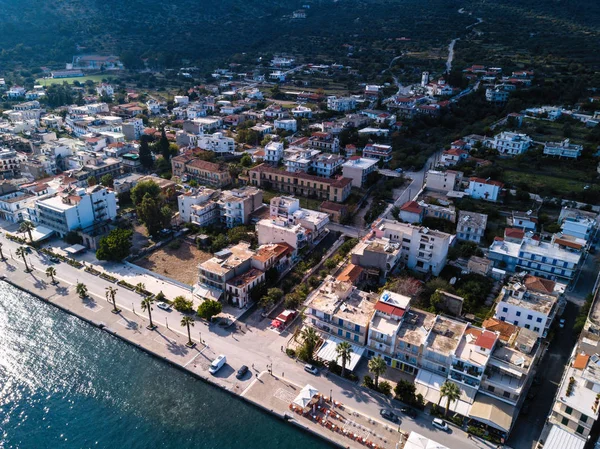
[559,207,597,241]
[306,276,376,346]
[362,144,392,163]
[319,201,348,223]
[251,243,295,273]
[488,233,583,283]
[274,119,297,132]
[467,177,504,202]
[264,141,284,164]
[248,164,352,203]
[425,170,463,192]
[171,155,232,188]
[511,210,538,231]
[367,291,412,363]
[0,148,20,178]
[543,139,583,159]
[342,157,379,188]
[367,218,452,276]
[35,185,118,240]
[351,238,402,279]
[0,190,36,223]
[421,201,456,223]
[399,201,424,224]
[284,148,320,173]
[492,132,532,156]
[219,187,264,228]
[121,118,144,141]
[225,268,265,308]
[456,211,488,244]
[308,132,340,154]
[485,87,510,104]
[440,149,469,167]
[197,132,236,154]
[326,96,356,112]
[311,154,345,177]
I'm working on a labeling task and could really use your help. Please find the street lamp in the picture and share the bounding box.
[330,389,332,403]
[199,331,202,344]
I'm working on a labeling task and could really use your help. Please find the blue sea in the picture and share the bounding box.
[0,283,331,449]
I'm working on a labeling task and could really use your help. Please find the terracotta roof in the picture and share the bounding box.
[475,329,497,350]
[187,159,226,172]
[443,148,467,157]
[469,177,504,188]
[554,237,584,250]
[524,275,555,295]
[320,201,346,212]
[482,318,518,343]
[504,228,525,239]
[336,264,363,284]
[374,301,405,318]
[573,353,590,370]
[400,201,423,214]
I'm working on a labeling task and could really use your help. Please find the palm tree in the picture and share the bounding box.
[368,356,387,390]
[15,246,30,272]
[141,296,155,329]
[105,286,120,313]
[135,282,146,294]
[45,267,57,284]
[439,381,461,417]
[76,282,88,299]
[0,242,5,260]
[335,341,353,378]
[300,327,320,362]
[19,220,35,243]
[181,316,195,347]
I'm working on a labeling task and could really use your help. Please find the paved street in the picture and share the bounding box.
[0,231,494,449]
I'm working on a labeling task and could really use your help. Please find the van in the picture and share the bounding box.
[209,354,227,374]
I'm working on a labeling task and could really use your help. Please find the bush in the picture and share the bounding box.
[285,348,296,357]
[363,375,374,389]
[172,295,194,313]
[378,381,392,396]
[155,291,166,302]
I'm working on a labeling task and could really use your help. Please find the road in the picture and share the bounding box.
[0,232,493,449]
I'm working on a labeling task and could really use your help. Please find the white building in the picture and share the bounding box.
[327,96,356,112]
[274,119,297,132]
[35,185,118,237]
[425,169,463,192]
[197,132,235,154]
[485,87,509,104]
[369,218,452,276]
[174,96,189,105]
[456,211,488,244]
[558,208,597,241]
[342,158,379,188]
[311,154,345,177]
[492,131,532,156]
[264,141,284,164]
[543,139,583,159]
[96,83,114,97]
[291,105,313,119]
[466,177,504,202]
[146,99,161,115]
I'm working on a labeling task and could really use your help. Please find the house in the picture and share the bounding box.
[6,86,26,99]
[0,148,20,178]
[468,256,492,276]
[197,132,236,154]
[309,132,340,153]
[467,177,504,202]
[264,141,284,164]
[225,268,265,308]
[319,201,348,223]
[121,118,144,141]
[485,87,509,104]
[284,147,320,173]
[274,119,297,132]
[511,211,538,231]
[558,207,597,241]
[336,263,364,285]
[492,132,532,156]
[342,157,378,188]
[351,238,402,279]
[171,155,232,188]
[326,96,356,112]
[440,148,469,167]
[311,154,345,177]
[366,291,412,363]
[251,243,294,273]
[362,143,392,163]
[305,276,376,346]
[420,201,457,223]
[96,83,114,98]
[456,211,488,244]
[248,164,352,203]
[291,105,312,119]
[72,55,123,70]
[543,139,583,159]
[399,201,424,224]
[426,169,463,192]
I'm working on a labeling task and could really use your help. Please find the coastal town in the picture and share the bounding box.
[0,46,600,449]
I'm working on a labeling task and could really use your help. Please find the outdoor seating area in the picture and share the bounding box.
[289,386,393,449]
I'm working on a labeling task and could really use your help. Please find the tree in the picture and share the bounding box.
[394,379,417,404]
[368,356,387,390]
[96,229,133,261]
[439,381,460,417]
[159,127,171,162]
[18,220,34,243]
[100,174,114,188]
[259,287,283,309]
[105,286,120,313]
[335,341,353,378]
[140,296,156,329]
[139,136,154,170]
[45,267,57,284]
[181,315,195,347]
[87,176,98,187]
[197,299,222,322]
[137,193,171,237]
[15,246,30,272]
[172,295,194,313]
[131,180,162,206]
[298,327,320,362]
[240,153,253,167]
[76,282,88,299]
[135,282,146,293]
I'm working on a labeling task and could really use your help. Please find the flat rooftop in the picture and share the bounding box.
[199,243,254,275]
[426,316,468,356]
[397,309,436,346]
[370,314,401,336]
[500,286,557,314]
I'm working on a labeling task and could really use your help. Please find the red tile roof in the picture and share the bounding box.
[337,264,364,284]
[482,318,518,343]
[475,330,497,350]
[524,275,555,295]
[375,301,405,318]
[469,177,504,188]
[504,228,525,239]
[573,353,590,370]
[400,201,423,214]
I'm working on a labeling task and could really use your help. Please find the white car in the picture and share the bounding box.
[304,364,319,375]
[432,418,449,431]
[156,302,171,311]
[559,318,566,328]
[209,355,227,375]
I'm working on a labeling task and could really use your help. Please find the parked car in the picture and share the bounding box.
[304,364,319,375]
[432,418,449,431]
[209,355,227,374]
[236,365,249,379]
[400,407,417,418]
[379,409,399,423]
[156,302,171,311]
[49,256,60,263]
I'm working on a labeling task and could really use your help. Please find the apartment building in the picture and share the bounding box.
[367,291,412,363]
[0,148,20,178]
[0,190,35,223]
[426,169,463,193]
[225,268,265,308]
[488,233,583,283]
[247,163,352,203]
[197,132,235,154]
[543,139,583,159]
[492,131,532,156]
[274,119,297,132]
[351,238,402,279]
[362,143,392,163]
[171,155,232,188]
[308,132,340,153]
[284,147,320,173]
[342,157,379,188]
[327,96,356,112]
[311,154,345,177]
[264,140,284,164]
[369,218,452,276]
[559,207,597,241]
[306,276,377,346]
[456,211,488,244]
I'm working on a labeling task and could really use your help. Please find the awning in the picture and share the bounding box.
[468,393,516,433]
[544,425,586,449]
[194,284,222,301]
[29,226,55,242]
[414,370,475,416]
[404,431,449,449]
[316,336,365,372]
[292,384,319,409]
[65,243,86,254]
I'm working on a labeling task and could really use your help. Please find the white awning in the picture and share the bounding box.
[544,425,586,449]
[316,336,365,372]
[404,431,449,449]
[194,284,222,301]
[65,243,86,254]
[29,226,55,242]
[468,393,516,433]
[292,384,319,410]
[414,370,474,416]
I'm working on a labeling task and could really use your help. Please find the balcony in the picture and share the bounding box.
[452,362,483,378]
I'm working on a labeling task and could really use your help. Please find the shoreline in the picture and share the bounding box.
[1,276,345,449]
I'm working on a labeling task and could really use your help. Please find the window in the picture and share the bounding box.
[503,391,511,398]
[500,317,506,321]
[580,414,588,423]
[561,417,569,426]
[337,329,342,336]
[338,318,344,326]
[355,324,360,332]
[525,324,530,329]
[502,307,508,313]
[487,385,495,393]
[576,425,585,435]
[345,331,351,339]
[527,314,533,320]
[354,335,359,342]
[516,311,521,317]
[536,317,543,323]
[514,321,519,326]
[565,406,573,415]
[534,327,540,332]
